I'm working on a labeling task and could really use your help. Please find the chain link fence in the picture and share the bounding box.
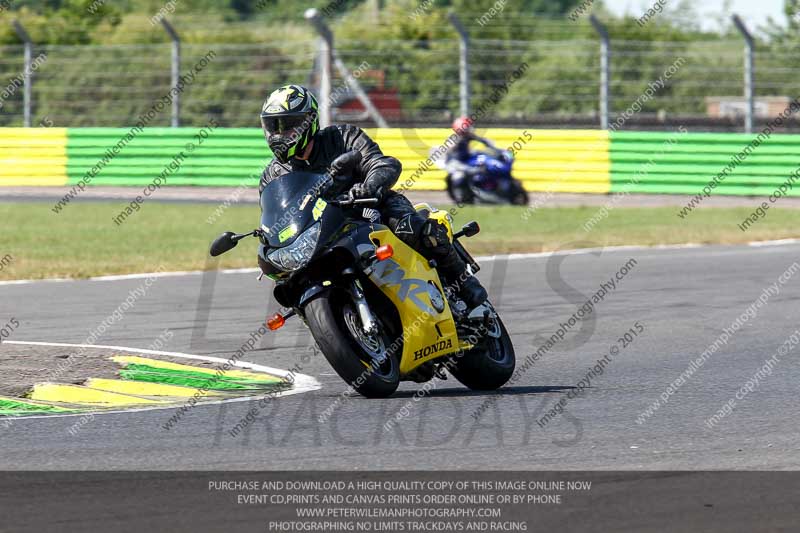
[0,14,798,132]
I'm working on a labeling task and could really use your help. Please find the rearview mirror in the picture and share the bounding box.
[210,232,238,257]
[454,221,480,240]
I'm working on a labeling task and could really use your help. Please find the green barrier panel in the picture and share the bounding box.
[610,131,800,196]
[66,127,272,187]
[74,177,258,187]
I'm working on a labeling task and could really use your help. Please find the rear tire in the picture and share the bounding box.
[305,291,400,398]
[509,181,529,206]
[449,312,515,391]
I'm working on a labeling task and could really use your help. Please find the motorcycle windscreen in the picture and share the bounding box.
[259,171,329,248]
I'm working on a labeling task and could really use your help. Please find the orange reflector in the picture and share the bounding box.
[375,244,394,261]
[267,313,286,330]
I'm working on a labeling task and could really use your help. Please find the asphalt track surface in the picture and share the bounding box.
[2,240,800,472]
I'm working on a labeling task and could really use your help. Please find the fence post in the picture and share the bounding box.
[371,0,383,23]
[589,15,610,130]
[161,19,181,127]
[448,13,470,118]
[305,9,332,128]
[305,8,388,128]
[732,14,754,134]
[12,21,33,128]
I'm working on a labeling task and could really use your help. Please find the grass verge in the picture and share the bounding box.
[1,201,799,280]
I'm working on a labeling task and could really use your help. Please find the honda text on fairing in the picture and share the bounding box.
[210,151,515,398]
[446,149,529,206]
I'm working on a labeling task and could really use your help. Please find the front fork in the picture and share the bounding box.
[453,239,480,275]
[344,272,379,336]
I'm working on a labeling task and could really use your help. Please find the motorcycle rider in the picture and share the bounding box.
[258,84,487,310]
[444,116,503,186]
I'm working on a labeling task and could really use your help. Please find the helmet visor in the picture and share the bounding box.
[260,114,309,136]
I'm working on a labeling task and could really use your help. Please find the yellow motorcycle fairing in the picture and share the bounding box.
[367,227,460,375]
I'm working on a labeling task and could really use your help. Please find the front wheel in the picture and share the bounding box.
[448,310,515,391]
[305,291,400,398]
[446,174,475,205]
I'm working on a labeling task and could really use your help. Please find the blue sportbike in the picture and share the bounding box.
[445,150,529,206]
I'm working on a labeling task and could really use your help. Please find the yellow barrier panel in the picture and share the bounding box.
[0,128,68,186]
[365,128,610,194]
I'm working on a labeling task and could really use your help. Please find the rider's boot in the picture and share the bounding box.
[422,220,488,311]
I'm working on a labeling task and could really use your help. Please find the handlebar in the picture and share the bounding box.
[328,196,381,208]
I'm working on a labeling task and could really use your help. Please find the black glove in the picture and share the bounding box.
[349,183,384,202]
[348,183,371,200]
[421,218,450,248]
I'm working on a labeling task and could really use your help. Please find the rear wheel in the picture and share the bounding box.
[305,291,400,398]
[509,181,529,206]
[449,309,515,391]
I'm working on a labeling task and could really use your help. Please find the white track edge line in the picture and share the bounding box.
[1,238,799,286]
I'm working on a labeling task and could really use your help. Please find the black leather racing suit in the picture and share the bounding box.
[260,124,487,307]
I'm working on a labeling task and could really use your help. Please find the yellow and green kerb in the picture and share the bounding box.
[0,354,288,418]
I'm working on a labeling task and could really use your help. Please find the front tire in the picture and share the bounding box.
[446,174,475,205]
[305,291,400,398]
[449,311,515,391]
